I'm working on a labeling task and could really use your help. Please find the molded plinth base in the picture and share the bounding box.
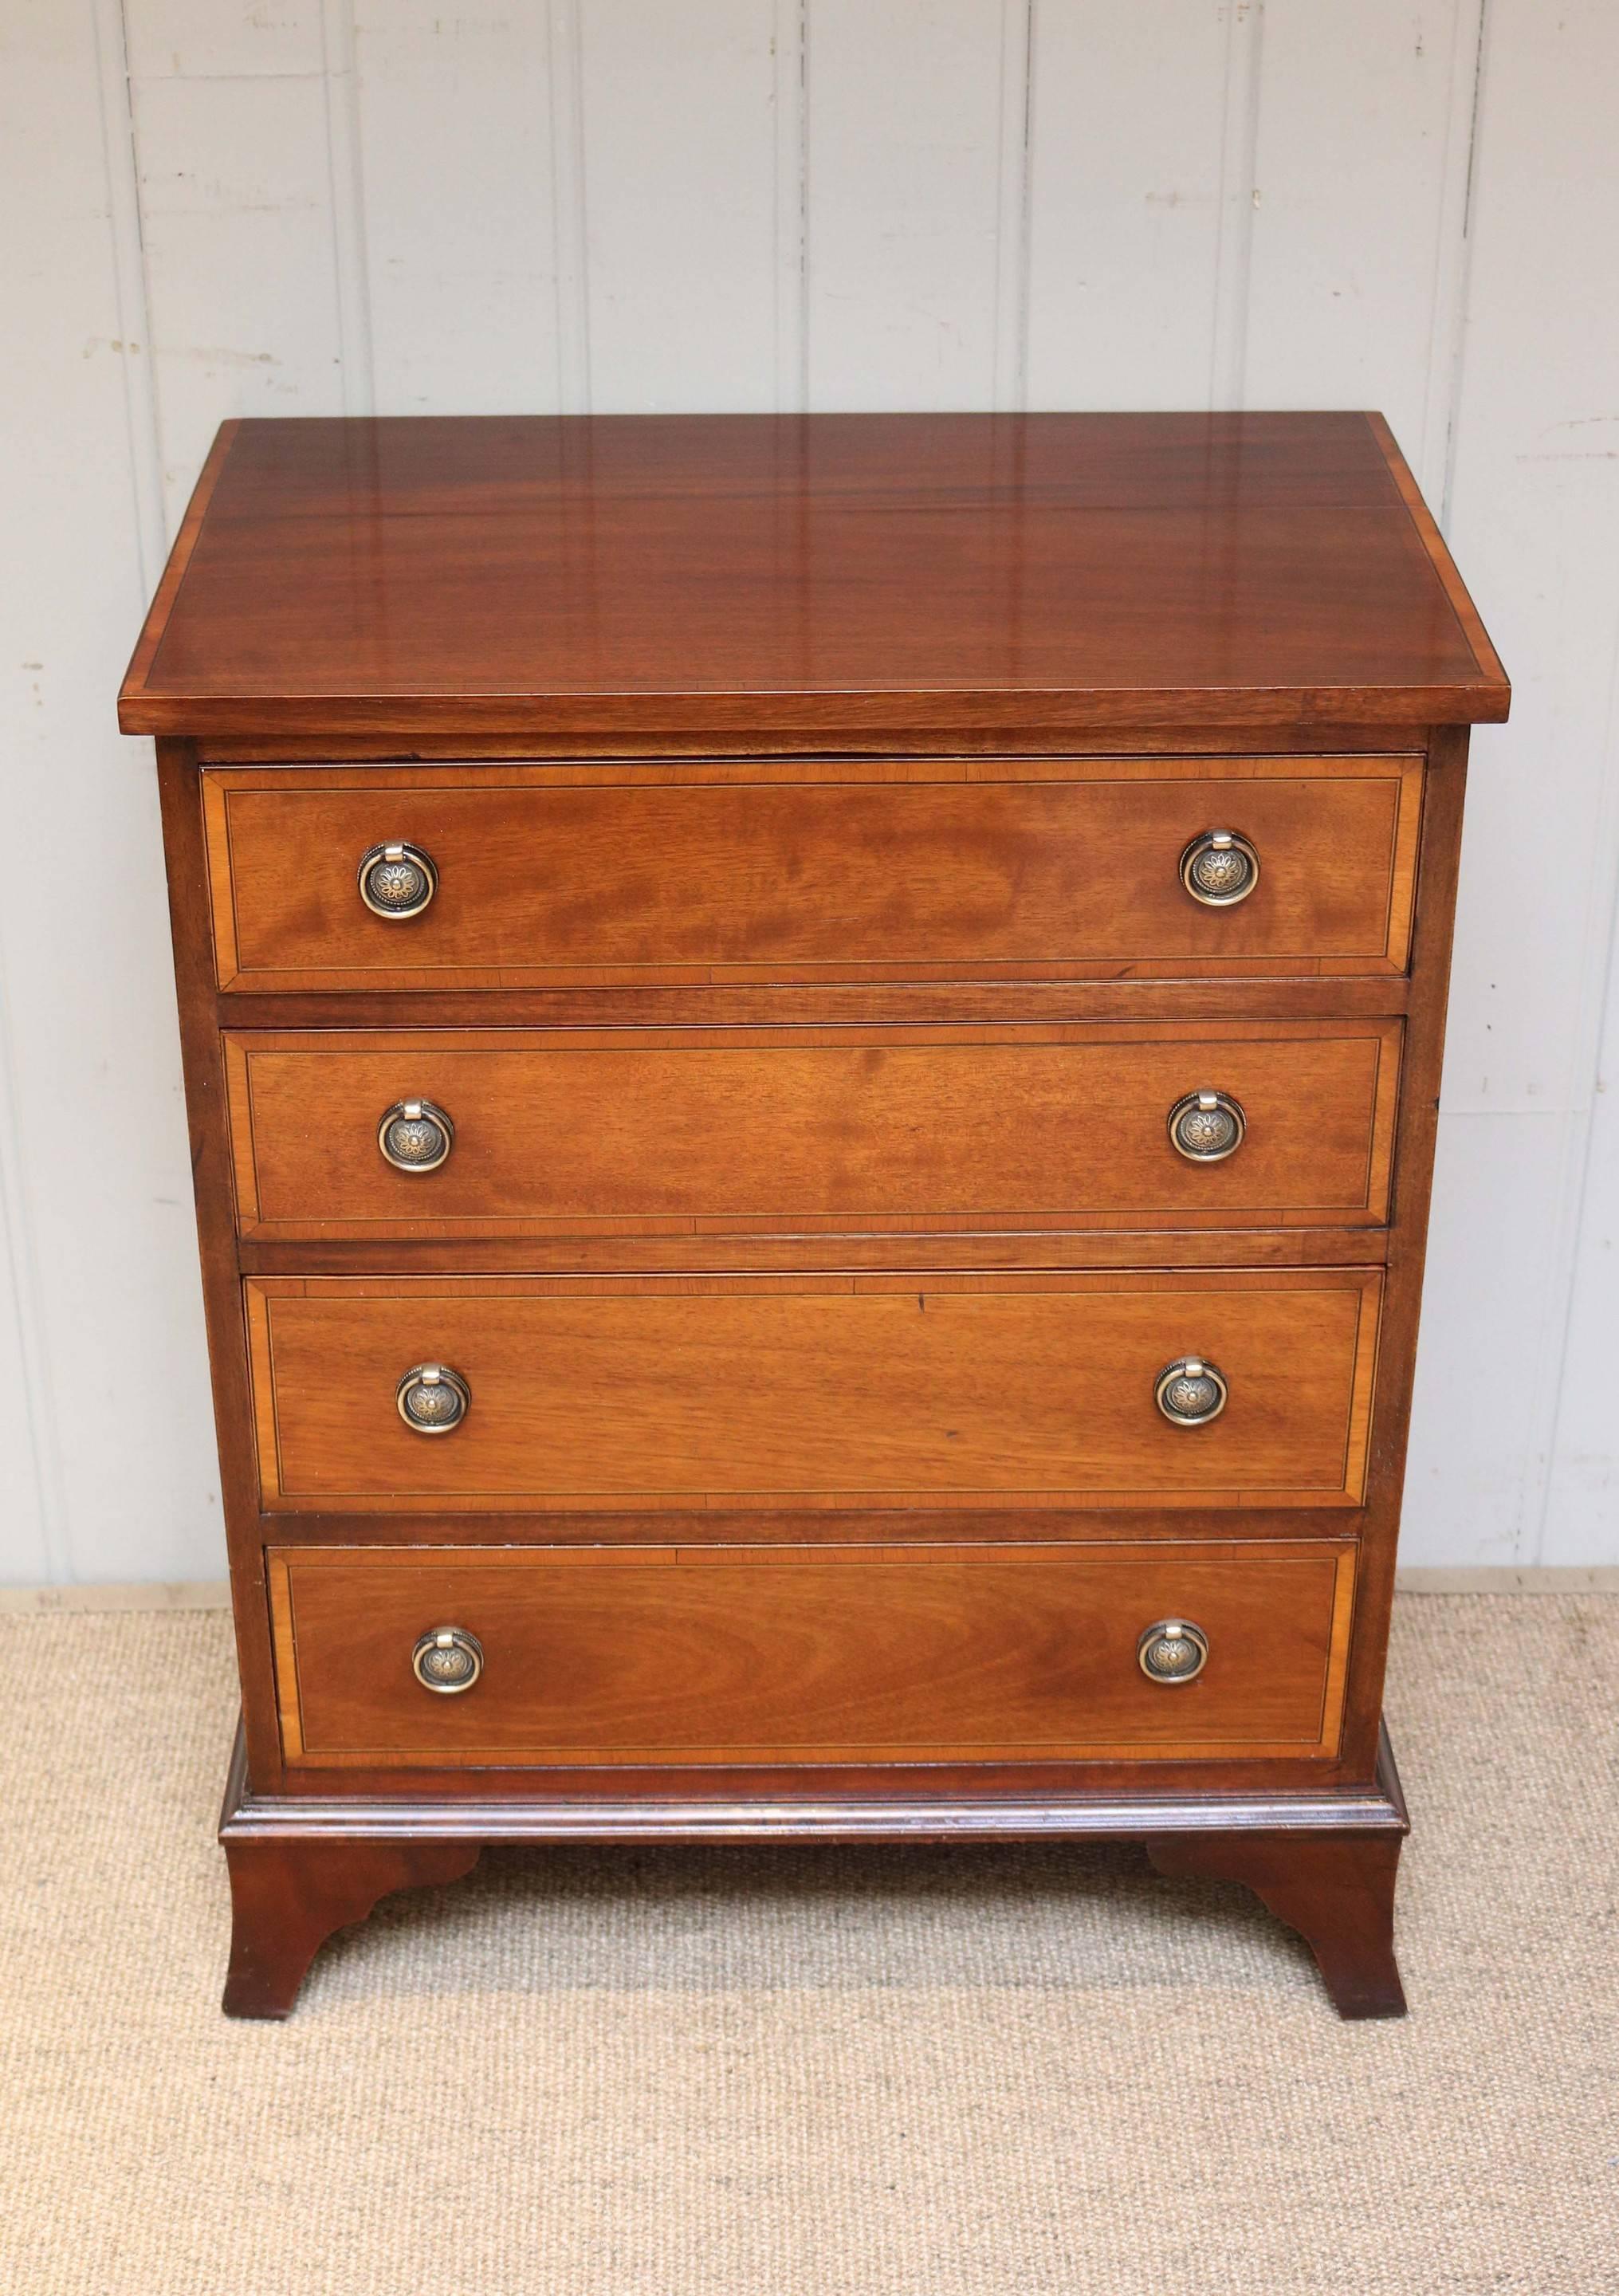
[218,1724,1409,2019]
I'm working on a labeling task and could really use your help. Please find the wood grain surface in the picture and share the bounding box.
[266,1539,1358,1767]
[244,1270,1383,1512]
[118,413,1508,737]
[201,756,1423,990]
[223,1020,1402,1240]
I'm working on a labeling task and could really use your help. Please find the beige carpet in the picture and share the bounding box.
[1,1597,1613,2294]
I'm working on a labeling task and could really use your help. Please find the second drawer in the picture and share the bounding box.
[224,1021,1402,1240]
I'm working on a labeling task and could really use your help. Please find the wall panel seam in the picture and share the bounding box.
[991,0,1032,412]
[548,0,591,414]
[1533,607,1619,1560]
[1422,0,1487,511]
[1207,0,1263,410]
[91,0,166,571]
[1514,1115,1601,1567]
[773,0,808,413]
[1440,0,1491,528]
[319,0,375,418]
[0,975,63,1583]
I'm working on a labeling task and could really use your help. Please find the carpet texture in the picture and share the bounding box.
[1,1596,1613,2294]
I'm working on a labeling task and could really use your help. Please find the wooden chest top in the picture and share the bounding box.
[118,411,1507,742]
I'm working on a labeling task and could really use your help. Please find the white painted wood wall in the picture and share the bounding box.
[3,1,1617,1582]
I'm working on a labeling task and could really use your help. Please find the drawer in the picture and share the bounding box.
[224,1020,1402,1240]
[246,1270,1382,1512]
[266,1539,1358,1767]
[202,757,1423,991]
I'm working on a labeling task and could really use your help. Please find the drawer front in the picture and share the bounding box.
[246,1271,1381,1512]
[202,757,1422,990]
[267,1539,1357,1767]
[225,1021,1402,1240]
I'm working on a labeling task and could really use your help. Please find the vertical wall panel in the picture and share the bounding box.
[772,0,808,410]
[0,1159,49,1584]
[128,65,347,521]
[1549,922,1619,1561]
[0,0,218,1583]
[805,0,1012,410]
[1243,0,1478,494]
[1024,2,1233,408]
[123,0,324,79]
[580,0,780,412]
[1442,12,1619,1119]
[354,4,560,414]
[1401,1112,1567,1566]
[1443,0,1619,1565]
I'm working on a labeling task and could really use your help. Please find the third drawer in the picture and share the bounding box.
[245,1268,1382,1512]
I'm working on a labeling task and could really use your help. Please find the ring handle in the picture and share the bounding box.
[1138,1619,1210,1684]
[1181,828,1259,908]
[411,1626,484,1694]
[1167,1089,1247,1163]
[358,841,438,919]
[395,1362,471,1434]
[378,1099,455,1173]
[1154,1356,1228,1427]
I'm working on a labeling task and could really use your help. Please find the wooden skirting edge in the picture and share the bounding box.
[2,1567,1618,1613]
[0,1579,234,1613]
[1395,1566,1619,1593]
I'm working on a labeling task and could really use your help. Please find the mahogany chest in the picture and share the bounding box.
[120,411,1507,2017]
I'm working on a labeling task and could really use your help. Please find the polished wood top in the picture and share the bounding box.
[120,411,1507,739]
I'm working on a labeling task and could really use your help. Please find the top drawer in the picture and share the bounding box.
[201,757,1424,993]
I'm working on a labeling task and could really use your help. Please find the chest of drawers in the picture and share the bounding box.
[120,411,1507,2018]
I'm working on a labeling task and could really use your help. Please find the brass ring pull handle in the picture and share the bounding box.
[1138,1618,1210,1684]
[378,1099,455,1173]
[1154,1356,1228,1427]
[395,1362,471,1434]
[411,1626,484,1694]
[1180,828,1259,907]
[1167,1088,1247,1162]
[358,840,438,918]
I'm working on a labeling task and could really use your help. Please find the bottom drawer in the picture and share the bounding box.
[268,1541,1356,1768]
